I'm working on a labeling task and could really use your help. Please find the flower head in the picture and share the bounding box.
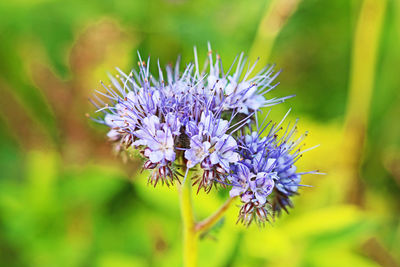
[228,111,320,225]
[90,44,319,227]
[229,135,278,226]
[268,121,320,215]
[184,111,240,192]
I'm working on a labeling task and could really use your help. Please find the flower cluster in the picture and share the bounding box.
[90,44,319,226]
[228,115,320,225]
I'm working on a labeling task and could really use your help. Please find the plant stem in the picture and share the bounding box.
[179,174,197,267]
[195,196,236,233]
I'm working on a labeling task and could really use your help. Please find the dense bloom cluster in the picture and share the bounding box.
[229,115,319,225]
[91,44,318,226]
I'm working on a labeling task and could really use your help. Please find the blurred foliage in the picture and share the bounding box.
[0,0,399,266]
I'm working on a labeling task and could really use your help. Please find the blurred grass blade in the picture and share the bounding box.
[343,0,387,204]
[249,0,302,66]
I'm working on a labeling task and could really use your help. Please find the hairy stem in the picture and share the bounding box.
[179,174,198,267]
[195,196,237,233]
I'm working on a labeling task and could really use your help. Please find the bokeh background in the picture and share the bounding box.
[0,0,399,266]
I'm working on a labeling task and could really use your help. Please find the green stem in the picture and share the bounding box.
[179,174,198,267]
[195,196,236,233]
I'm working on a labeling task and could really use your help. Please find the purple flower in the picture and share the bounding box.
[196,43,292,115]
[249,172,275,205]
[274,155,301,195]
[229,164,253,198]
[230,125,280,225]
[184,112,240,192]
[89,44,320,226]
[165,113,182,136]
[228,159,277,226]
[233,116,320,224]
[185,135,211,168]
[267,124,320,215]
[145,127,175,164]
[210,135,240,170]
[133,115,161,146]
[129,115,181,186]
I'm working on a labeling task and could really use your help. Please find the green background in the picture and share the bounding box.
[0,0,399,266]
